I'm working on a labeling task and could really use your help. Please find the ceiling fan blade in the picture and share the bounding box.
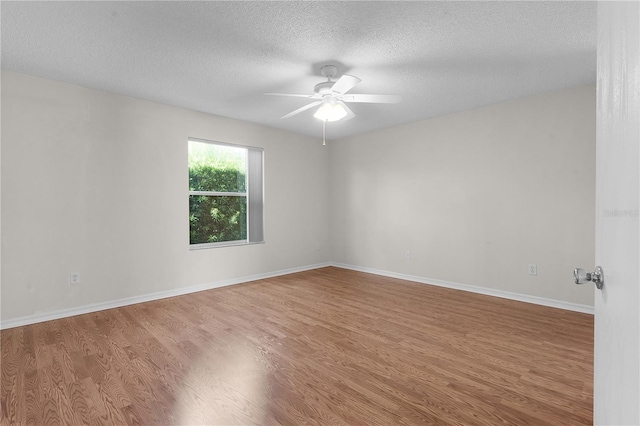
[264,92,313,98]
[339,101,356,121]
[331,74,361,95]
[281,100,323,119]
[342,94,401,104]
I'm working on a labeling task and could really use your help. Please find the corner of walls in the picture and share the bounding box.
[1,71,330,324]
[328,84,596,309]
[331,263,594,314]
[0,70,3,327]
[1,71,596,326]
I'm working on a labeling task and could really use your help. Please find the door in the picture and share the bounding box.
[594,2,639,424]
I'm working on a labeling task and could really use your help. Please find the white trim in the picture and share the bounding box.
[330,262,595,315]
[0,260,593,330]
[189,240,264,250]
[189,191,246,197]
[0,262,331,330]
[188,136,263,153]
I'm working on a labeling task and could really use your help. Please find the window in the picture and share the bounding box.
[188,138,263,248]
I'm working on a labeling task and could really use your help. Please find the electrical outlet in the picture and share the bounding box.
[70,272,80,285]
[528,264,537,276]
[404,250,411,259]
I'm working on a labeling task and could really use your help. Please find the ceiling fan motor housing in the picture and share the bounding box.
[315,64,339,95]
[314,81,335,95]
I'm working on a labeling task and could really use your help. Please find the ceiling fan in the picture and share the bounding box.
[265,65,401,122]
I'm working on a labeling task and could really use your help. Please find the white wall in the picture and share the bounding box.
[1,71,330,323]
[1,72,596,326]
[330,85,595,307]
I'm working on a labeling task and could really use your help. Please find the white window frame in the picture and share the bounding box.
[188,138,264,250]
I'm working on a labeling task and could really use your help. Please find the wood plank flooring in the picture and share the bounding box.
[1,267,593,425]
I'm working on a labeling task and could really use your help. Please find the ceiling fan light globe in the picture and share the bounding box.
[314,102,347,122]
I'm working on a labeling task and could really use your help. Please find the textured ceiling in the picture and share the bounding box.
[1,1,596,140]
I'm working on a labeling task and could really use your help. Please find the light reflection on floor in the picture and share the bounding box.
[175,339,269,425]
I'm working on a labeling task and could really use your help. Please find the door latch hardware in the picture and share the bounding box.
[574,266,604,290]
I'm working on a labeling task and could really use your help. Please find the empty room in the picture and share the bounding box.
[1,2,638,425]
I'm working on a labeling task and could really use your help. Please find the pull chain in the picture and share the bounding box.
[322,120,326,146]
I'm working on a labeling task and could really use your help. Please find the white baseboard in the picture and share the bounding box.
[0,260,593,330]
[330,262,595,315]
[0,262,331,330]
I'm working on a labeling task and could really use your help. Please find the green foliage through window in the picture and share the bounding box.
[188,141,248,245]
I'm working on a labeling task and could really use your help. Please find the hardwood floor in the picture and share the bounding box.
[1,267,593,425]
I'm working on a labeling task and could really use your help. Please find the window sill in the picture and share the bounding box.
[189,240,265,250]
